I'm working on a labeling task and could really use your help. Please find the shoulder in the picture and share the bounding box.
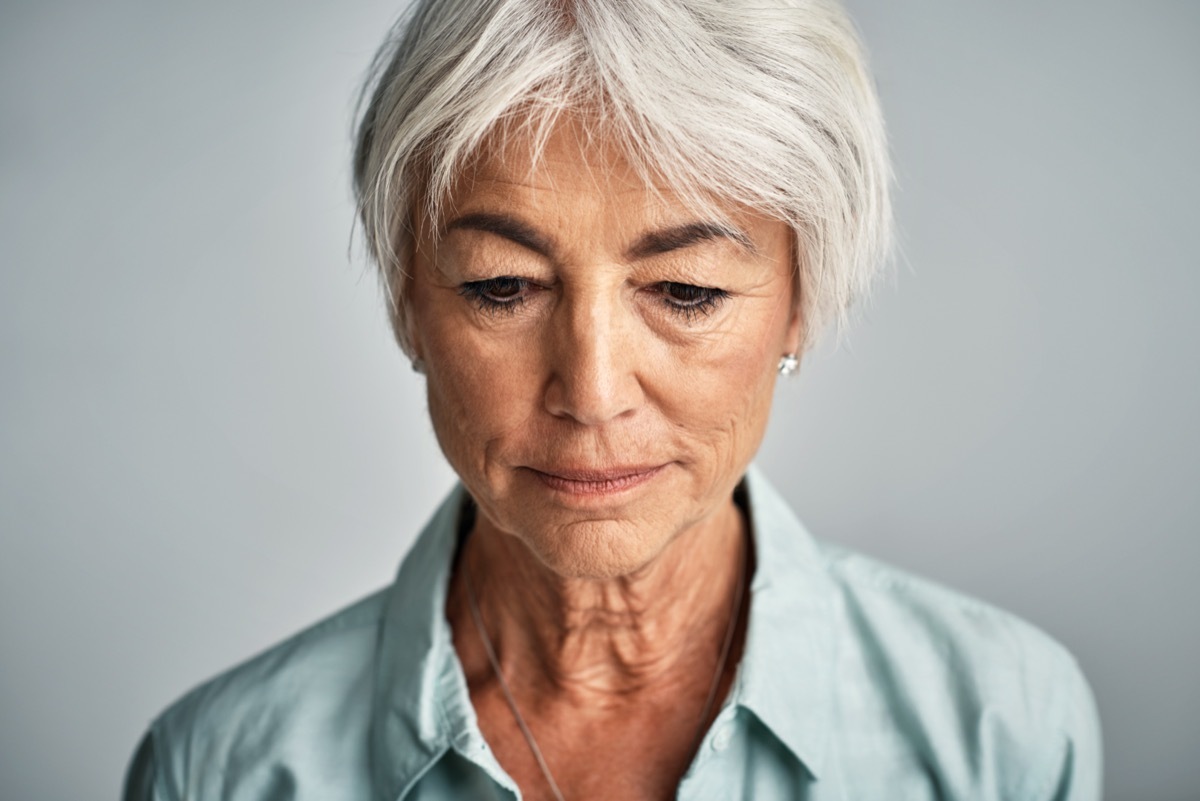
[155,589,389,733]
[136,590,389,800]
[820,541,1075,688]
[818,543,1102,799]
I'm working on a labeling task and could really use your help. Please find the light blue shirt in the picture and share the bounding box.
[124,468,1102,800]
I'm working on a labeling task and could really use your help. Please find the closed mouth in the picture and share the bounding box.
[526,464,667,495]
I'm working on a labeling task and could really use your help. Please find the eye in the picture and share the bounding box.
[458,276,533,314]
[651,282,730,320]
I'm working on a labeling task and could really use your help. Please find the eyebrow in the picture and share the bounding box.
[443,213,756,260]
[627,221,757,259]
[444,212,553,257]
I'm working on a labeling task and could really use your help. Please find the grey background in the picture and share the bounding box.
[1,1,1196,799]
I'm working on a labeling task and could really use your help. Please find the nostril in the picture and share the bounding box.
[543,355,643,425]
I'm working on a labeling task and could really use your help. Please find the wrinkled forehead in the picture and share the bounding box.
[460,116,657,209]
[431,108,748,242]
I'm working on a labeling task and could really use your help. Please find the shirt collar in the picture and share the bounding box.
[370,467,840,797]
[735,465,841,780]
[370,485,514,800]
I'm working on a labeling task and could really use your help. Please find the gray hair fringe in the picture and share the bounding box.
[353,0,893,352]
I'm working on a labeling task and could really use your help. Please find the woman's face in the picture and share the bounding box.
[407,117,800,579]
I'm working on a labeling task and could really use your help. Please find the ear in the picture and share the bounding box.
[396,226,426,365]
[783,231,805,356]
[784,300,804,356]
[397,273,426,372]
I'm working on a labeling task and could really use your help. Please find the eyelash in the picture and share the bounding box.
[458,278,730,320]
[652,281,731,320]
[458,277,530,315]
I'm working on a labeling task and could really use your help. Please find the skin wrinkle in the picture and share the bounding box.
[409,113,801,800]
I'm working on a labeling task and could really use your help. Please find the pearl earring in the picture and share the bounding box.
[778,353,799,376]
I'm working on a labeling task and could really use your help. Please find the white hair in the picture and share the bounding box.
[353,0,892,352]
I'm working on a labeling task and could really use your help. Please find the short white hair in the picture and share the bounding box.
[353,0,892,352]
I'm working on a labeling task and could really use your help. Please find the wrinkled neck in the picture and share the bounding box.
[450,494,748,704]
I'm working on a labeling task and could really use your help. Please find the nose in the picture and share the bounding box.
[542,287,644,425]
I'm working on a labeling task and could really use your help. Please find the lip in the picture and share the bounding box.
[524,464,668,497]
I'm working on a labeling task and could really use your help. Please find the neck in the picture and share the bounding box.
[448,497,748,705]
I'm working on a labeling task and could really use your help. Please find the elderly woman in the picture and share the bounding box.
[124,1,1101,799]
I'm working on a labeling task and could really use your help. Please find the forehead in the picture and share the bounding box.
[436,112,767,245]
[458,115,661,205]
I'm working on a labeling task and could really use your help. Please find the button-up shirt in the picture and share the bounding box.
[124,467,1102,800]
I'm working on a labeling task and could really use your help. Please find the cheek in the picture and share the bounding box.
[656,311,781,471]
[419,312,542,472]
[674,349,775,440]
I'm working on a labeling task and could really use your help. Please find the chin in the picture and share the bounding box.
[521,518,667,581]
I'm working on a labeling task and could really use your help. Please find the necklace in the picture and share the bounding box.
[463,533,747,801]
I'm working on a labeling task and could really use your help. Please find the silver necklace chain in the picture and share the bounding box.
[464,536,747,801]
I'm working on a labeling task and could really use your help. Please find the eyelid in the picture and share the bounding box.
[460,277,730,321]
[649,281,731,320]
[458,276,537,315]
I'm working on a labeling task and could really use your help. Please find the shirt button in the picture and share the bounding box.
[711,724,734,751]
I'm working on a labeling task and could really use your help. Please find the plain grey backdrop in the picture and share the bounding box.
[1,1,1197,799]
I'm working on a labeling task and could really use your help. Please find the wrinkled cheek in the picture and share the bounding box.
[672,344,776,477]
[423,375,469,471]
[424,344,539,483]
